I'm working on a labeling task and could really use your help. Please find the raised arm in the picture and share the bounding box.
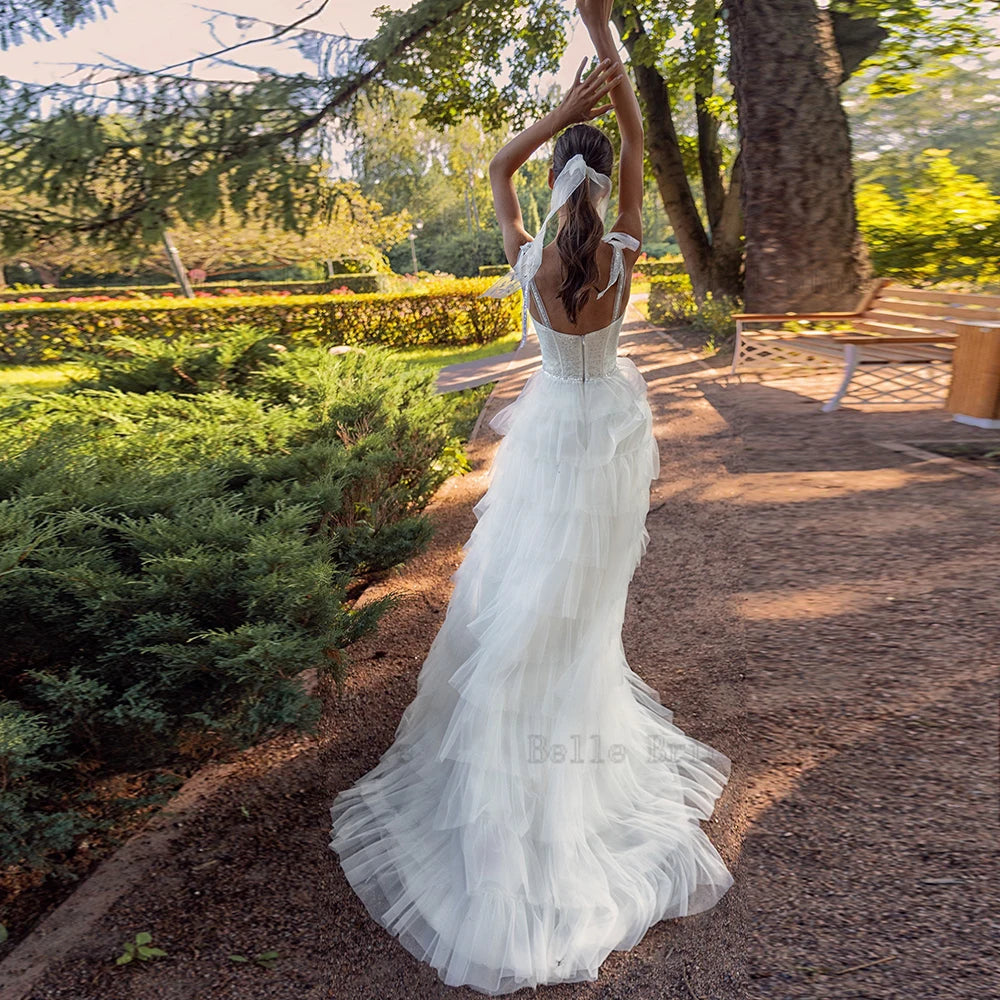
[489,57,623,267]
[579,0,644,241]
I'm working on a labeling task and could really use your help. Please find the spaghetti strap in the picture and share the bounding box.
[597,231,641,321]
[527,278,553,330]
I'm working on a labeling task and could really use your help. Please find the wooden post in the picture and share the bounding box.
[946,321,1000,429]
[162,230,195,299]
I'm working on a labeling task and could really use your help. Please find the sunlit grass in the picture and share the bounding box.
[0,363,92,394]
[390,331,521,371]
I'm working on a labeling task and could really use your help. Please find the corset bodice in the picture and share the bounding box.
[534,318,623,382]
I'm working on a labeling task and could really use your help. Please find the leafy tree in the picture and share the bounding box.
[845,51,1000,193]
[856,148,1000,285]
[2,0,996,308]
[141,180,409,281]
[0,171,407,286]
[0,0,115,50]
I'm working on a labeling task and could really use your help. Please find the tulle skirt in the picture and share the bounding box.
[329,357,734,995]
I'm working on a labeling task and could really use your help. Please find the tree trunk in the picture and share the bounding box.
[710,152,745,300]
[724,0,871,312]
[615,6,744,304]
[614,8,714,301]
[693,0,725,235]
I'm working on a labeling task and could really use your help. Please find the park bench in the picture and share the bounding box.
[731,280,1000,413]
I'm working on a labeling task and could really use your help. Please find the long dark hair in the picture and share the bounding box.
[552,124,614,323]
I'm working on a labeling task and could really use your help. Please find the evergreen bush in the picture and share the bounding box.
[0,333,472,866]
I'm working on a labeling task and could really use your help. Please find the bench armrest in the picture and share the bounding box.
[833,333,958,345]
[733,311,859,322]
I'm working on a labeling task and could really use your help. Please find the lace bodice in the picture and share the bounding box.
[535,318,623,382]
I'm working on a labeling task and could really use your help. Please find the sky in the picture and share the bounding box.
[3,1,601,173]
[3,1,596,94]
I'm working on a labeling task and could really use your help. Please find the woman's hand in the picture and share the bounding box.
[577,0,613,28]
[554,57,622,127]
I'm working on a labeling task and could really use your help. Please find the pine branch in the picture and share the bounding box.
[0,0,477,248]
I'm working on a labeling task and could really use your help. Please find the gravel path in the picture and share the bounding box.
[8,313,998,1000]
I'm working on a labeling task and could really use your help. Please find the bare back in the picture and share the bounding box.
[528,240,639,335]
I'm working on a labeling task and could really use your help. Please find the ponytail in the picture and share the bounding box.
[551,124,615,324]
[556,178,605,323]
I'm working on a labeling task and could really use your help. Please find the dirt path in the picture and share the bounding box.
[6,313,998,1000]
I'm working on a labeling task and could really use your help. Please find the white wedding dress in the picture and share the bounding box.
[329,226,734,994]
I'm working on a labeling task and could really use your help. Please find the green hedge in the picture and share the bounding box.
[0,330,476,867]
[647,274,696,326]
[478,259,684,280]
[635,257,685,277]
[0,273,391,304]
[0,278,519,363]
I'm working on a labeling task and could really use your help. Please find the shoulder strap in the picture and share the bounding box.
[596,232,641,320]
[527,277,552,330]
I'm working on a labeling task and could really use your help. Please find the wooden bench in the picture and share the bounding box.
[731,280,1000,412]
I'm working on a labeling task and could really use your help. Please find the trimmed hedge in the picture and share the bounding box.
[635,257,685,277]
[478,259,684,280]
[0,278,519,363]
[0,273,391,304]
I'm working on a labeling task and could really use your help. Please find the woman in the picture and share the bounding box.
[329,3,733,993]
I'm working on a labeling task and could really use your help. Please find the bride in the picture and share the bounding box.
[329,2,734,993]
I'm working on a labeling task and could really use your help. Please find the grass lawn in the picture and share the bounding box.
[390,330,521,371]
[0,362,92,394]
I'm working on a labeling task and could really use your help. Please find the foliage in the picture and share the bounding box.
[0,279,520,363]
[0,0,115,50]
[229,950,281,969]
[115,932,168,965]
[633,257,686,278]
[0,168,405,286]
[647,274,696,326]
[0,274,393,304]
[0,702,88,865]
[0,1,478,249]
[0,0,995,262]
[856,149,1000,285]
[692,292,740,350]
[148,180,408,281]
[344,87,515,277]
[0,334,476,867]
[829,0,996,96]
[844,51,1000,194]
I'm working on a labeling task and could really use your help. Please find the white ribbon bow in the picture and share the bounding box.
[597,231,640,300]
